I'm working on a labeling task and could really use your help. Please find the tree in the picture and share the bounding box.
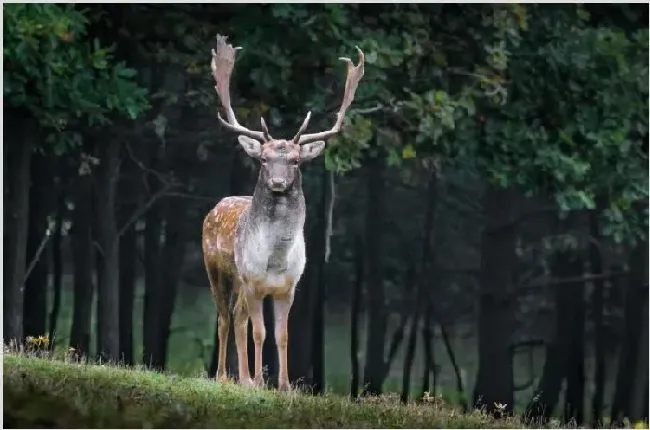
[3,4,148,351]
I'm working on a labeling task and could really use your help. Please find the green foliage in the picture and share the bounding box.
[3,4,149,153]
[398,4,647,244]
[325,115,374,174]
[14,4,641,243]
[480,6,648,243]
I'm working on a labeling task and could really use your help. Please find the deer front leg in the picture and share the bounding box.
[233,296,253,387]
[273,294,294,392]
[247,292,266,387]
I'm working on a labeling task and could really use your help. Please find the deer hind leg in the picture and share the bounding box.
[246,290,266,387]
[233,283,254,387]
[273,293,294,392]
[206,264,231,383]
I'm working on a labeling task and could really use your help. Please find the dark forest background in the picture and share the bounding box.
[3,3,649,427]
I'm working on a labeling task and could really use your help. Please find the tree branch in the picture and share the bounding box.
[124,141,175,187]
[511,340,544,392]
[518,272,628,295]
[324,169,335,263]
[24,221,53,282]
[117,183,175,238]
[381,261,417,379]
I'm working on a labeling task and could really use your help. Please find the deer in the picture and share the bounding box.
[202,34,364,391]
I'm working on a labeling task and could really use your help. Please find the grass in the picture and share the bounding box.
[3,353,540,429]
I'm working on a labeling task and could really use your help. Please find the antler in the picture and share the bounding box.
[296,47,365,145]
[211,34,268,141]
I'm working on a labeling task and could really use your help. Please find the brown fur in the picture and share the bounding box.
[202,195,251,279]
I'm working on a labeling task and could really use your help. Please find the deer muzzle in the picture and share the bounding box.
[268,178,288,192]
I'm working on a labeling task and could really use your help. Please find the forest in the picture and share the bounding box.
[3,3,649,427]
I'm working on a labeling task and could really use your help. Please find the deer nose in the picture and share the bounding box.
[269,178,286,190]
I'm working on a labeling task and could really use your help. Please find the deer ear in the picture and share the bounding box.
[299,140,326,162]
[238,135,262,159]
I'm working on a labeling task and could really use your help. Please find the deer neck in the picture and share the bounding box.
[235,170,307,280]
[249,170,305,226]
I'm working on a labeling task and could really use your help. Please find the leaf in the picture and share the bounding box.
[559,130,573,145]
[386,149,402,167]
[576,191,595,210]
[126,104,139,120]
[402,144,417,159]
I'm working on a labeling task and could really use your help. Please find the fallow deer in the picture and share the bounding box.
[202,35,364,391]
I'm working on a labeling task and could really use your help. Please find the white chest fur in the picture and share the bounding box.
[235,219,306,290]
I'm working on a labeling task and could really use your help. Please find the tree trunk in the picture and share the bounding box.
[400,307,421,403]
[117,151,140,366]
[311,165,331,394]
[4,114,36,346]
[525,249,583,423]
[402,170,438,404]
[142,138,163,368]
[589,208,606,426]
[151,198,186,369]
[94,138,121,362]
[439,318,468,411]
[69,171,95,358]
[564,278,586,424]
[420,305,435,398]
[473,185,516,415]
[643,385,650,422]
[362,154,386,396]
[628,288,649,424]
[350,235,364,399]
[142,204,162,367]
[48,188,65,350]
[23,152,51,341]
[311,251,326,393]
[118,213,137,366]
[611,232,649,424]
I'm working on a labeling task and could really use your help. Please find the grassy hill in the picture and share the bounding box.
[3,353,537,429]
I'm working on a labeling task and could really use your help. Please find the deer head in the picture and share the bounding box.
[210,34,365,193]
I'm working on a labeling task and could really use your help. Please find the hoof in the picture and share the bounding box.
[239,377,256,388]
[217,374,232,384]
[277,381,292,392]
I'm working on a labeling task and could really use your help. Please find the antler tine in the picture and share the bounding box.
[260,117,273,141]
[211,34,266,141]
[297,46,365,145]
[292,111,312,143]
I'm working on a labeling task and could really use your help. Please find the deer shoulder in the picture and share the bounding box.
[202,196,252,276]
